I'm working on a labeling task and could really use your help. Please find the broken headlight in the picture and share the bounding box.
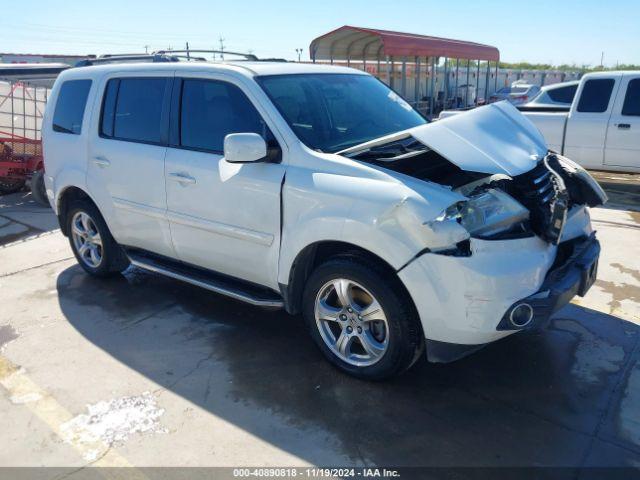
[438,188,530,238]
[553,154,608,207]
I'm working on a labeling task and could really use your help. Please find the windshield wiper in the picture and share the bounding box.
[345,137,427,161]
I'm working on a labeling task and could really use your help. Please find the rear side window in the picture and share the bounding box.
[577,79,615,113]
[547,84,578,104]
[622,78,640,116]
[52,80,92,134]
[100,77,170,144]
[179,79,266,153]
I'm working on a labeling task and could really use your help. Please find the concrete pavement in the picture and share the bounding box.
[0,178,639,476]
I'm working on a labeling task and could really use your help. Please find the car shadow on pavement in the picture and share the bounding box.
[56,264,640,470]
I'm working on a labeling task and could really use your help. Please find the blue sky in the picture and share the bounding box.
[1,0,638,66]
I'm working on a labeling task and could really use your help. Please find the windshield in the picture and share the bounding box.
[257,74,427,153]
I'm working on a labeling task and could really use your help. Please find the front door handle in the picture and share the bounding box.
[616,123,631,130]
[92,156,111,168]
[168,172,197,185]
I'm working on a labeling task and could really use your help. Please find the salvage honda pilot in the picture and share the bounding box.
[42,59,607,380]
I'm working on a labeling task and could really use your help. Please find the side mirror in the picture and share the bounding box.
[224,133,267,163]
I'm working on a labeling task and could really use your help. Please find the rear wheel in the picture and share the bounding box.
[302,257,424,380]
[67,200,129,277]
[30,170,48,206]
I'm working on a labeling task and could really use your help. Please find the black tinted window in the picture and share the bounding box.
[52,80,92,134]
[100,79,119,137]
[111,78,169,143]
[180,79,266,152]
[577,79,615,113]
[547,84,578,104]
[622,78,640,116]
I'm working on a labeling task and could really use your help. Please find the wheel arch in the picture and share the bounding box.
[280,240,416,317]
[56,185,101,236]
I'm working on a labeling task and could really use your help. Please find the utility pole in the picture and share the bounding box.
[186,41,190,60]
[144,45,150,54]
[600,51,604,69]
[219,36,225,60]
[295,48,303,62]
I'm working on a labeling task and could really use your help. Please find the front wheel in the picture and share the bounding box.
[302,257,424,380]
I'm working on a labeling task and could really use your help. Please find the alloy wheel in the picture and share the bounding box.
[71,211,103,268]
[314,278,389,367]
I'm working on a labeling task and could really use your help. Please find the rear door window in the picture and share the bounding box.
[577,79,615,113]
[622,78,640,116]
[101,77,170,144]
[547,84,578,104]
[52,79,92,134]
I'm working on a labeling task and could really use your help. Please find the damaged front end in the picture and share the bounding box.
[345,134,606,252]
[340,103,607,362]
[447,152,607,245]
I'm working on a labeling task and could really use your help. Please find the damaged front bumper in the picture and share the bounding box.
[496,232,599,332]
[398,207,598,363]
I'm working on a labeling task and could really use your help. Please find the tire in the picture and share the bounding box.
[302,256,424,380]
[66,199,130,277]
[0,178,25,195]
[30,170,49,207]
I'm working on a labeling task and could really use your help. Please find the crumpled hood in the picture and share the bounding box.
[409,101,548,176]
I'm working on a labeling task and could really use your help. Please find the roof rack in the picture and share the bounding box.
[74,50,260,68]
[153,49,259,61]
[75,54,180,67]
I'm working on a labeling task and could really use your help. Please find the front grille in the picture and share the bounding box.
[508,158,569,244]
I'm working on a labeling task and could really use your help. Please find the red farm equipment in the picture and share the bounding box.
[0,64,68,205]
[0,134,46,203]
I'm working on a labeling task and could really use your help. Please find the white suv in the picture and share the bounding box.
[42,58,606,379]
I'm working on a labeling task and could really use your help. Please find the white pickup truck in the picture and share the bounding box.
[441,71,640,173]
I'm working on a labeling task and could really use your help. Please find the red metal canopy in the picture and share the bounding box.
[310,25,500,62]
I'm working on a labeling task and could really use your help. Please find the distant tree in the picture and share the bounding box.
[497,61,640,72]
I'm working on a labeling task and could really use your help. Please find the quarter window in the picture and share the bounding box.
[52,80,92,134]
[577,79,615,113]
[179,79,267,153]
[622,78,640,116]
[100,77,170,144]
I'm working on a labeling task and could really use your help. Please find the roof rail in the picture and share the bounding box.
[153,49,259,61]
[75,54,180,67]
[74,49,261,68]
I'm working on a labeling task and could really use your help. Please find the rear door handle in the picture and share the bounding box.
[92,156,110,168]
[616,123,631,130]
[168,172,196,185]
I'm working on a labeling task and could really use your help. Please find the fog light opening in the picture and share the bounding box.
[509,303,534,328]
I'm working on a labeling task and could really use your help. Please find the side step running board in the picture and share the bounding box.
[127,251,284,309]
